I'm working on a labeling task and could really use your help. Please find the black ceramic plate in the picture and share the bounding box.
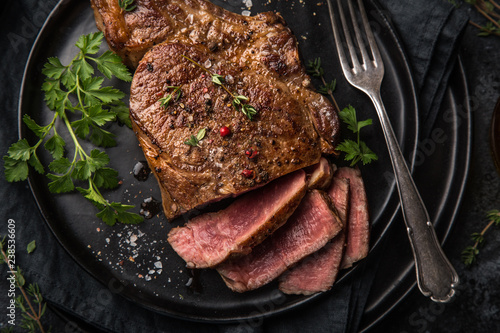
[18,0,469,325]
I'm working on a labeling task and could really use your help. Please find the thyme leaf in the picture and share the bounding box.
[184,128,207,147]
[462,209,500,266]
[159,85,183,108]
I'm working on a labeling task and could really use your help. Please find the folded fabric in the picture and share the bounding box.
[0,0,468,332]
[377,0,469,138]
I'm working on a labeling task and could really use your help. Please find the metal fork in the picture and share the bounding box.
[326,0,459,302]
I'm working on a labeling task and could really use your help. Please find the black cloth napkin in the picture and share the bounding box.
[0,0,468,332]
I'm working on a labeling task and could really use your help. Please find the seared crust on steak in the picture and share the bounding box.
[91,0,340,153]
[130,43,323,218]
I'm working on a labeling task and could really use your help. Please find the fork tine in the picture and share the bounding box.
[326,0,352,76]
[346,0,371,69]
[337,0,362,72]
[357,0,383,69]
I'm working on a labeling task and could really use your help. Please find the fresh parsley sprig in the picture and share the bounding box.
[336,105,378,166]
[462,209,500,266]
[3,32,142,226]
[181,55,258,120]
[118,0,137,12]
[184,128,207,147]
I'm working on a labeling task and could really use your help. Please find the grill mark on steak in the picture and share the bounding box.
[216,189,342,292]
[334,167,370,269]
[167,170,307,268]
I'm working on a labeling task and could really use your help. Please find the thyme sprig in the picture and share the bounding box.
[118,0,137,12]
[1,237,47,332]
[159,85,183,108]
[181,55,258,120]
[462,209,500,266]
[306,58,337,101]
[449,0,500,36]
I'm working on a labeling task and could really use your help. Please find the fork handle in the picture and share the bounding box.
[370,91,459,302]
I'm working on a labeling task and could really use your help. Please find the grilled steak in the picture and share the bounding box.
[217,190,342,292]
[167,170,307,268]
[335,167,370,268]
[91,0,340,151]
[92,0,340,218]
[279,170,350,295]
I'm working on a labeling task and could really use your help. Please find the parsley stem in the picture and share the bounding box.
[32,113,59,150]
[62,113,89,162]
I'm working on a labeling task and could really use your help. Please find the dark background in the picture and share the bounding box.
[1,0,499,332]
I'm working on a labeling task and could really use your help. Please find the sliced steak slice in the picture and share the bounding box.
[278,171,350,295]
[279,232,346,295]
[335,167,370,269]
[217,190,342,292]
[327,174,350,227]
[305,157,335,190]
[167,170,307,269]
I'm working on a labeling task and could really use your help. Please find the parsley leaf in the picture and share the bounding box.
[3,157,29,182]
[336,105,378,166]
[90,51,132,82]
[110,101,132,128]
[44,134,65,160]
[3,32,142,225]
